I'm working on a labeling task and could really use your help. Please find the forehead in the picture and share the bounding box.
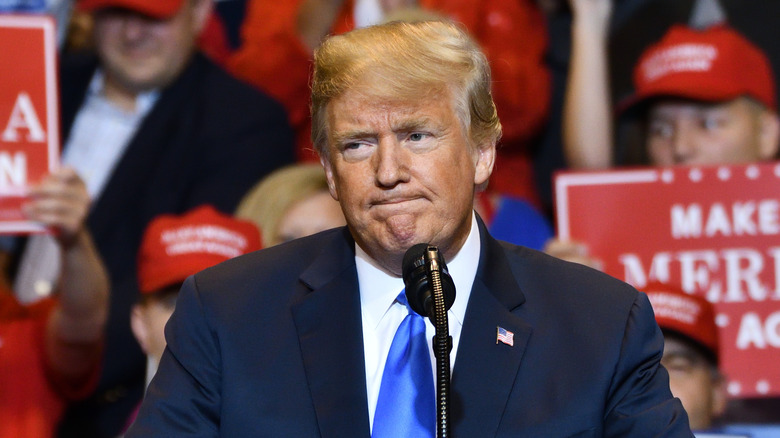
[648,97,749,118]
[93,4,189,29]
[326,87,456,132]
[94,7,161,21]
[662,333,712,364]
[663,335,699,355]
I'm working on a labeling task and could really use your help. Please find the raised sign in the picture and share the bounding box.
[0,15,59,233]
[555,162,780,398]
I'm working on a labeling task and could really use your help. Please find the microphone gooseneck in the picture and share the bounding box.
[402,243,456,438]
[402,243,456,318]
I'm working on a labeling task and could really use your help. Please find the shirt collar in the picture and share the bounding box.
[357,212,481,329]
[446,212,480,327]
[88,69,160,114]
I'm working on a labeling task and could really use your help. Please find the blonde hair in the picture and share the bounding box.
[235,164,332,247]
[311,20,502,159]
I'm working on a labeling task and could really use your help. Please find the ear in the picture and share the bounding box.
[190,0,213,35]
[130,304,150,355]
[757,111,780,160]
[473,140,496,190]
[710,372,728,420]
[320,155,339,201]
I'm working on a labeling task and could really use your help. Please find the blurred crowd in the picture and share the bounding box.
[1,0,779,436]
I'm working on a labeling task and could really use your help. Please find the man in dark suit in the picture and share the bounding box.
[7,0,293,435]
[128,20,691,437]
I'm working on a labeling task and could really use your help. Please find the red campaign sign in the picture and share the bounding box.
[0,15,59,234]
[555,162,780,399]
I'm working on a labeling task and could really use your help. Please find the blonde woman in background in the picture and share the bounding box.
[235,163,346,247]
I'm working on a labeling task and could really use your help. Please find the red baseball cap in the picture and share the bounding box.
[138,205,262,294]
[78,0,185,19]
[621,24,776,113]
[644,281,719,363]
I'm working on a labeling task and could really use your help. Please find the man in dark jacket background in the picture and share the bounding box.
[10,0,294,435]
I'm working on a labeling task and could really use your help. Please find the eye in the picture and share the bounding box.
[663,357,694,374]
[403,131,436,153]
[661,352,705,376]
[340,140,374,162]
[700,114,725,131]
[648,120,673,140]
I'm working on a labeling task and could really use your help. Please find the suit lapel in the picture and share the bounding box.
[86,56,204,242]
[452,219,533,437]
[292,230,371,438]
[288,221,533,437]
[59,54,97,145]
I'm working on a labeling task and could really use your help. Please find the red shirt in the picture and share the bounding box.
[0,291,99,437]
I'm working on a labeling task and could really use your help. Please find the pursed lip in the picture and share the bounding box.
[370,195,424,207]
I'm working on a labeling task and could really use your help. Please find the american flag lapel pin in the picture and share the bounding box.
[496,326,514,346]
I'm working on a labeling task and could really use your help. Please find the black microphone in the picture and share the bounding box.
[402,243,456,437]
[402,243,456,318]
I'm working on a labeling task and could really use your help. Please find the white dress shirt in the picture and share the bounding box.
[359,213,480,431]
[63,70,159,198]
[13,70,158,303]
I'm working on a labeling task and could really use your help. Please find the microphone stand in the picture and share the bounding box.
[426,250,453,438]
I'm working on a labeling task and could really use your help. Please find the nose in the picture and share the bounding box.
[120,13,150,41]
[374,137,409,188]
[670,122,697,163]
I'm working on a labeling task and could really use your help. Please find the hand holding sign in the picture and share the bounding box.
[23,168,91,247]
[543,237,604,271]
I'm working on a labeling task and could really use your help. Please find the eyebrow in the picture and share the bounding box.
[393,118,434,133]
[331,117,438,144]
[331,130,375,145]
[662,350,705,365]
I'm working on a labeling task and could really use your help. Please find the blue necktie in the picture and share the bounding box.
[372,291,436,437]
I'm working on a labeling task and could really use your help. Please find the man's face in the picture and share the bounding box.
[646,98,779,166]
[131,297,176,366]
[93,1,208,94]
[321,87,494,275]
[661,336,726,430]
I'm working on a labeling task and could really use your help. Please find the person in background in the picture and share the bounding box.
[643,282,727,432]
[235,163,346,247]
[473,190,553,251]
[549,0,780,429]
[644,282,780,436]
[9,0,294,435]
[625,24,778,167]
[562,0,778,169]
[132,205,261,383]
[62,3,233,64]
[0,168,109,437]
[128,20,691,436]
[122,205,260,431]
[548,6,780,278]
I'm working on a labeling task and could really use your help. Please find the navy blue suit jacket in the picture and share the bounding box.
[129,220,692,437]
